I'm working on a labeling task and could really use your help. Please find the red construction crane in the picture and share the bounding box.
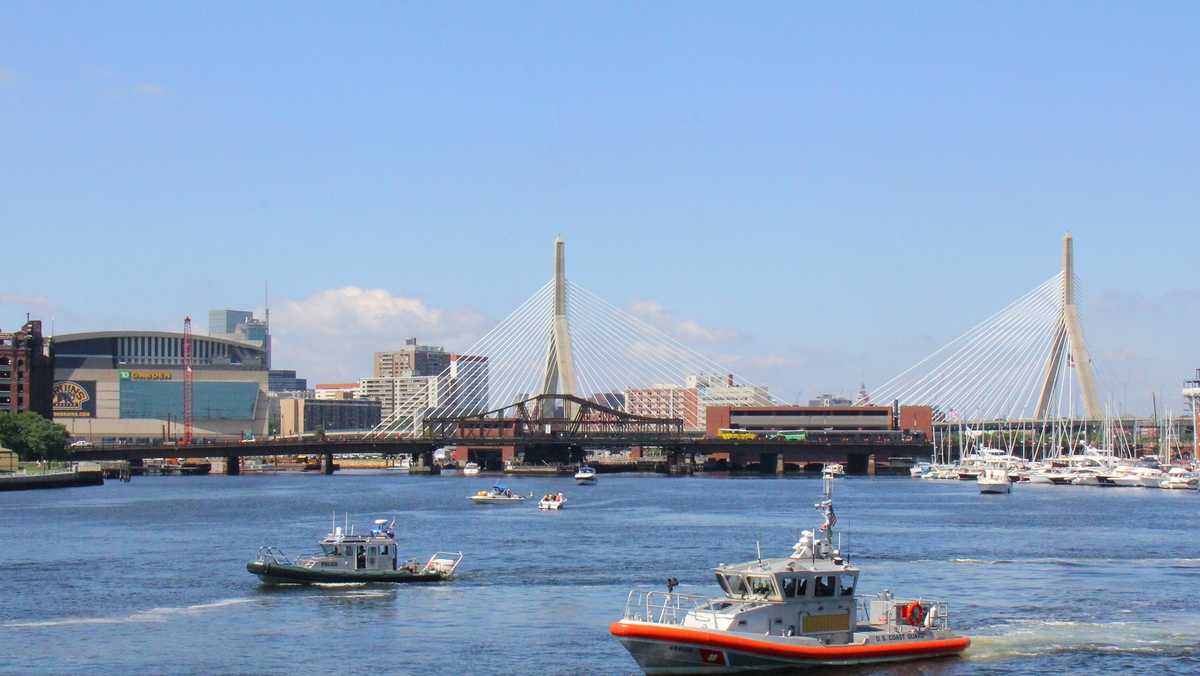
[183,316,193,446]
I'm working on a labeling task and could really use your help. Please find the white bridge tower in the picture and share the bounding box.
[1033,233,1102,419]
[540,237,580,418]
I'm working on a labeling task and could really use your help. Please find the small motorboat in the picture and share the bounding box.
[469,484,527,504]
[1159,467,1199,490]
[575,465,598,484]
[463,462,481,476]
[247,517,462,585]
[610,479,969,673]
[977,464,1011,494]
[909,462,931,478]
[539,492,567,510]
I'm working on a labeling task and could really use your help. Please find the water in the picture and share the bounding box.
[2,473,1198,675]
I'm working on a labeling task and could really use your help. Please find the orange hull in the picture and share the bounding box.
[611,621,969,668]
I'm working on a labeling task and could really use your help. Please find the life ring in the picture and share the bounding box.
[902,601,926,626]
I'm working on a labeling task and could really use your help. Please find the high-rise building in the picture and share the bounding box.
[208,309,271,368]
[440,354,489,415]
[1,319,53,417]
[374,338,450,378]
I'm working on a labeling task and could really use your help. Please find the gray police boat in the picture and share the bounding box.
[247,517,463,585]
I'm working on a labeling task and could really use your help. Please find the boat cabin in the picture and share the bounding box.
[311,521,399,572]
[689,531,860,643]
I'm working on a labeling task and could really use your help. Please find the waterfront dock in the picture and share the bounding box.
[0,462,105,491]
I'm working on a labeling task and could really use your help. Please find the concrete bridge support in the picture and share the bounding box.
[225,455,240,476]
[409,450,439,475]
[322,453,336,475]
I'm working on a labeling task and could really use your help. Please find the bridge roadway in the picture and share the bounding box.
[71,432,931,475]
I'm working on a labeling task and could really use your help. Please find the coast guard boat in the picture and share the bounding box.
[610,481,969,673]
[247,517,462,585]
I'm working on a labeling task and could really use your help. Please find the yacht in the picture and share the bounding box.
[575,465,598,484]
[610,482,969,673]
[977,463,1011,494]
[909,462,932,478]
[469,484,527,504]
[247,518,462,584]
[1159,467,1199,490]
[463,462,481,476]
[539,492,567,510]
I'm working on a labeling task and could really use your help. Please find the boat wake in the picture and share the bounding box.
[966,617,1200,660]
[3,598,253,629]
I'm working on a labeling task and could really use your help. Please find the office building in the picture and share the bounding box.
[268,369,307,393]
[374,338,450,378]
[357,375,440,419]
[624,384,702,430]
[278,396,381,436]
[314,383,359,400]
[1,319,53,417]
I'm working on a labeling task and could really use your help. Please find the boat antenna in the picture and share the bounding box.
[756,540,762,562]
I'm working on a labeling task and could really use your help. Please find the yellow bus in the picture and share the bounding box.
[717,428,757,440]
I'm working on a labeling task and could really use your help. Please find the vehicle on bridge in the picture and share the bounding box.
[717,429,758,441]
[247,518,462,585]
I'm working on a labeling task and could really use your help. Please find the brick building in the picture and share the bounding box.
[0,319,53,417]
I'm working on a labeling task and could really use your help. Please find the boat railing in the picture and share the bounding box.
[423,551,464,577]
[861,592,950,631]
[255,546,292,566]
[623,590,722,629]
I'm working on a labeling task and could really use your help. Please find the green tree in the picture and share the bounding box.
[0,412,69,461]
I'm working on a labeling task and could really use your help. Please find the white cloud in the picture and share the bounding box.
[133,82,165,97]
[629,300,736,344]
[270,286,488,383]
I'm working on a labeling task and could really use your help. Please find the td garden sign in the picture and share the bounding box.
[119,370,173,381]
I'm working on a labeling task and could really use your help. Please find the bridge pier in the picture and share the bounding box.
[322,453,336,475]
[775,452,785,475]
[409,450,439,475]
[225,455,240,476]
[868,453,876,476]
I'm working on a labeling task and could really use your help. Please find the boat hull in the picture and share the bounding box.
[469,496,526,504]
[978,481,1010,494]
[246,561,450,585]
[611,621,969,674]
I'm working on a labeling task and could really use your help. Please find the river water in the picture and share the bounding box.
[2,472,1198,674]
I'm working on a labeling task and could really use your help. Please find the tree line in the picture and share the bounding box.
[0,412,69,461]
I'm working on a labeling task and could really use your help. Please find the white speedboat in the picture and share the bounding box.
[977,464,1011,494]
[575,465,598,484]
[463,462,481,476]
[909,462,931,478]
[469,484,527,504]
[1159,468,1199,490]
[538,492,567,510]
[610,480,969,673]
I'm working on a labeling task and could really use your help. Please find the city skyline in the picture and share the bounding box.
[3,4,1198,414]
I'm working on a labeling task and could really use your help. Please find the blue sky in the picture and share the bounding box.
[2,3,1197,413]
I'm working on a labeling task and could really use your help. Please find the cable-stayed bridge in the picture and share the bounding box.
[861,234,1104,424]
[364,238,774,439]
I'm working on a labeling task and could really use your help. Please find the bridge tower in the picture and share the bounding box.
[539,237,580,418]
[1033,234,1102,419]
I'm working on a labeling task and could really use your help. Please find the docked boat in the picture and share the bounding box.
[1159,467,1199,490]
[909,462,932,478]
[539,492,567,510]
[463,462,481,476]
[246,518,462,585]
[977,463,1011,494]
[575,465,598,484]
[610,481,969,673]
[469,484,527,504]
